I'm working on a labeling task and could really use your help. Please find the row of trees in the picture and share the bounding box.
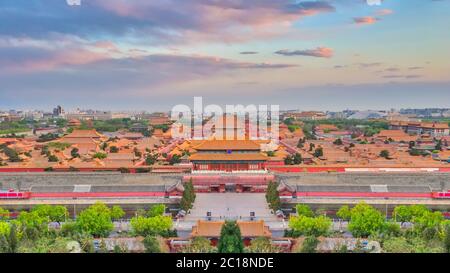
[130,204,173,237]
[0,202,177,253]
[288,205,332,237]
[338,203,450,253]
[286,203,450,253]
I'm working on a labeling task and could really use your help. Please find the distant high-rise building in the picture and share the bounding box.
[53,105,64,117]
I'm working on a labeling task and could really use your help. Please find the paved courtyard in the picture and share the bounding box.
[185,193,277,221]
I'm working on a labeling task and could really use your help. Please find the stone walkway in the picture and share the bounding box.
[185,193,277,221]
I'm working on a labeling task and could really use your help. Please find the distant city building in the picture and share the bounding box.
[66,110,112,121]
[53,105,64,117]
[326,111,347,119]
[347,110,387,120]
[0,113,22,122]
[399,108,450,118]
[389,121,450,137]
[284,111,327,121]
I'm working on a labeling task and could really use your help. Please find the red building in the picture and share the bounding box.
[191,220,272,246]
[189,140,268,172]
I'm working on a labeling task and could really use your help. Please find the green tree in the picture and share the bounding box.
[348,202,386,237]
[284,155,293,165]
[143,236,161,253]
[393,205,428,225]
[292,153,302,164]
[16,211,48,238]
[0,223,18,253]
[60,221,79,238]
[297,138,304,148]
[435,140,443,151]
[296,204,314,217]
[169,154,181,165]
[336,205,351,221]
[313,147,323,158]
[180,179,196,211]
[130,215,173,236]
[444,224,450,253]
[109,146,119,153]
[3,147,22,162]
[147,204,166,217]
[0,208,10,220]
[382,237,413,253]
[76,203,114,237]
[32,205,68,223]
[413,211,444,233]
[246,237,278,253]
[265,181,281,211]
[93,152,107,159]
[183,237,216,253]
[48,154,59,162]
[145,154,158,165]
[333,138,343,145]
[100,142,108,151]
[0,222,10,237]
[299,236,319,253]
[384,221,401,237]
[110,206,125,221]
[217,221,244,253]
[288,215,331,237]
[379,150,390,159]
[71,148,80,158]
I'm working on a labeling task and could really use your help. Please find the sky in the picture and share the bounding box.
[0,0,449,112]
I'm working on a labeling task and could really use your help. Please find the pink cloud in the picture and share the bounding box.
[376,9,394,16]
[91,0,335,44]
[275,47,334,58]
[0,37,118,73]
[353,16,380,25]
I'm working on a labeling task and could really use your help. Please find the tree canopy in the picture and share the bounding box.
[288,215,331,237]
[348,202,386,237]
[130,215,172,237]
[217,221,244,253]
[75,203,114,237]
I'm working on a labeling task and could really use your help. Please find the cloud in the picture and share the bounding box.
[384,67,400,72]
[376,9,393,16]
[408,66,424,70]
[356,62,383,68]
[0,35,117,73]
[275,47,334,58]
[240,51,259,55]
[0,0,336,45]
[0,52,297,95]
[383,74,422,79]
[0,51,301,110]
[353,16,380,25]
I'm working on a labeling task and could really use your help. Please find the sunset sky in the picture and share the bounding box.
[1,0,449,111]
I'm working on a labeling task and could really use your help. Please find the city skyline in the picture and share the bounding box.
[1,0,450,111]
